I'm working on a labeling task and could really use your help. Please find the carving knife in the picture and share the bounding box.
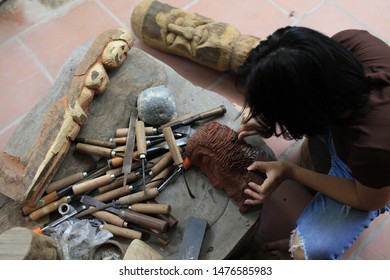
[162,127,194,198]
[122,107,138,188]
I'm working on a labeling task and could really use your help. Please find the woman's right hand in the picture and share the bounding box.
[237,108,262,139]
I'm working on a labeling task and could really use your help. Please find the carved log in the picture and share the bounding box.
[0,28,133,205]
[185,122,276,213]
[131,0,261,71]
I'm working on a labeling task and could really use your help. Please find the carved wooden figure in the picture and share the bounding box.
[0,28,134,206]
[185,122,275,213]
[131,0,261,71]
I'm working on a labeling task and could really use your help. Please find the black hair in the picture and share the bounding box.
[235,26,370,140]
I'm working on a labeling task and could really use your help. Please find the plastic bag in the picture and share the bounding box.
[47,218,113,260]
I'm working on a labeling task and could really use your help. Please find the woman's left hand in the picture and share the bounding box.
[244,161,292,205]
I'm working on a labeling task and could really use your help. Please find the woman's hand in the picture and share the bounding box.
[244,161,292,205]
[237,108,263,139]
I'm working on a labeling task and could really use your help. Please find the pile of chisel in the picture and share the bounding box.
[22,105,226,245]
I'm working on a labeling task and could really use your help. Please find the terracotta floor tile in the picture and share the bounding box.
[0,0,80,42]
[273,0,324,19]
[98,0,138,28]
[334,0,390,43]
[359,213,390,259]
[0,40,51,130]
[297,1,362,37]
[19,1,121,79]
[188,0,292,39]
[100,0,197,31]
[343,212,389,259]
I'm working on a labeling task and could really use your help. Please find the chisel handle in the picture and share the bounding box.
[108,157,124,168]
[91,211,127,228]
[110,137,127,145]
[97,177,123,194]
[195,105,226,120]
[160,113,194,129]
[29,196,71,221]
[100,224,142,240]
[148,151,173,177]
[117,187,159,205]
[147,200,178,228]
[146,165,174,190]
[94,185,133,202]
[115,128,128,137]
[76,143,115,158]
[46,171,87,193]
[136,121,147,157]
[21,191,60,216]
[75,137,116,148]
[130,203,171,215]
[72,174,116,195]
[116,127,157,137]
[118,209,168,232]
[162,127,183,166]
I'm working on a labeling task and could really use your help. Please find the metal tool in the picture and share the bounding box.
[75,137,116,148]
[162,127,194,198]
[161,105,227,132]
[32,204,87,234]
[146,137,188,158]
[21,162,109,216]
[177,216,208,260]
[135,120,147,194]
[80,195,168,232]
[122,107,138,188]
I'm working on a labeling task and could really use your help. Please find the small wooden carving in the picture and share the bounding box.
[185,122,275,213]
[0,28,134,205]
[131,0,261,71]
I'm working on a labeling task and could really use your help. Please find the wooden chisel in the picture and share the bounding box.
[80,195,168,232]
[162,127,194,198]
[122,107,138,188]
[135,120,147,194]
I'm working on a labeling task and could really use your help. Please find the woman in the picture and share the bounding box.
[235,26,390,260]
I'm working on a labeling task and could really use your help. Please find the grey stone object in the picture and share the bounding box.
[137,85,176,125]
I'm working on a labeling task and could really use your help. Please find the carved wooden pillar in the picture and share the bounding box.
[131,0,261,71]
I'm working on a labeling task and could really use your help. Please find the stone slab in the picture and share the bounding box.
[3,41,275,259]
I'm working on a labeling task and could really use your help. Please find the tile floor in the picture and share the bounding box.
[0,0,389,260]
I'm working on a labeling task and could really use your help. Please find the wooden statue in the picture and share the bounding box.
[0,28,134,206]
[185,122,275,213]
[131,0,261,71]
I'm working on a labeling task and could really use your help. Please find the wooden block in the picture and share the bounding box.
[0,227,59,260]
[124,239,164,260]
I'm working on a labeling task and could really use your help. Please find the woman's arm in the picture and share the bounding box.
[245,161,390,211]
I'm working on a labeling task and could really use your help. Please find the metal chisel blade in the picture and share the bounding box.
[122,107,138,187]
[177,216,208,260]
